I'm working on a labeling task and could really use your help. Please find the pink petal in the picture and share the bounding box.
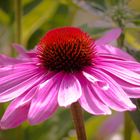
[98,63,140,86]
[0,69,45,102]
[78,75,111,115]
[0,63,38,78]
[0,75,51,129]
[82,71,109,90]
[0,103,30,129]
[0,55,23,66]
[96,53,125,61]
[98,69,140,98]
[97,45,135,61]
[97,55,140,72]
[28,73,62,125]
[95,28,121,46]
[88,68,136,111]
[58,74,82,107]
[12,44,27,55]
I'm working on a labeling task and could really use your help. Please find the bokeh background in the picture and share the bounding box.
[0,0,140,140]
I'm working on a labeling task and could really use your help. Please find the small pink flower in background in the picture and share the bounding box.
[0,27,140,129]
[98,112,124,139]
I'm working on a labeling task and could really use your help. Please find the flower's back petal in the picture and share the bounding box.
[95,28,121,46]
[28,73,62,125]
[13,44,36,58]
[58,74,82,107]
[12,44,27,55]
[89,68,136,111]
[0,55,23,66]
[78,76,111,115]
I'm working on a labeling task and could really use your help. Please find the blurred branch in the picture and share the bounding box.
[72,0,104,14]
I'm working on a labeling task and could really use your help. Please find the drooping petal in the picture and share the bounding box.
[96,67,140,98]
[0,68,46,102]
[95,28,121,46]
[97,63,140,86]
[28,73,63,125]
[58,74,82,107]
[87,68,136,111]
[0,103,30,129]
[0,72,53,129]
[78,75,111,115]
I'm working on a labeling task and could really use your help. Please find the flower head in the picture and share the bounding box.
[0,27,140,129]
[37,27,94,72]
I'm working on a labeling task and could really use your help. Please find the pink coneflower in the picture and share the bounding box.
[1,27,140,129]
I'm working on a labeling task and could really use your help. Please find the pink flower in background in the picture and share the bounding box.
[0,27,140,129]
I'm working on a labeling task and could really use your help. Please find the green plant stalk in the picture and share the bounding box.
[116,19,125,48]
[11,0,22,56]
[15,0,22,44]
[13,1,23,139]
[70,102,87,140]
[117,26,134,140]
[117,30,125,48]
[124,112,134,140]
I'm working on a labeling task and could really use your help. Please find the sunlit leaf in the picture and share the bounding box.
[0,9,9,24]
[22,0,59,45]
[125,28,140,50]
[129,109,140,132]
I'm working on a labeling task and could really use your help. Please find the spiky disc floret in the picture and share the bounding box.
[37,27,95,72]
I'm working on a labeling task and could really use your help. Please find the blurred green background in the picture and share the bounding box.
[0,0,140,140]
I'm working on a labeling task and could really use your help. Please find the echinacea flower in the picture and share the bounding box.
[1,27,140,129]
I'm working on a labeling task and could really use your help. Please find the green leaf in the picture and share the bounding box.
[129,99,140,132]
[0,9,9,24]
[131,19,140,26]
[131,129,140,139]
[125,28,140,50]
[22,0,59,45]
[129,109,140,132]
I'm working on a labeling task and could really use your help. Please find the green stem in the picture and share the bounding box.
[124,112,134,140]
[70,102,87,140]
[116,26,133,140]
[117,29,125,48]
[15,0,22,44]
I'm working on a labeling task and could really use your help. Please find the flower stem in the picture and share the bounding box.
[70,102,87,140]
